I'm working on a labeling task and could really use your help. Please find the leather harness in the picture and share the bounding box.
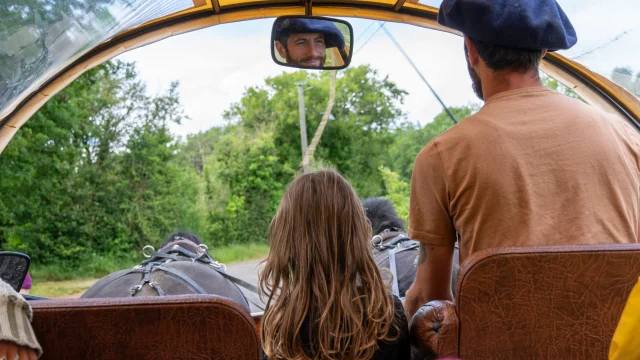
[92,242,264,310]
[371,227,420,298]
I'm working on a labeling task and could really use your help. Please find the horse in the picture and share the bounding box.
[362,197,460,298]
[81,231,252,311]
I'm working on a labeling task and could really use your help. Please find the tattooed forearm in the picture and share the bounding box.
[418,243,427,264]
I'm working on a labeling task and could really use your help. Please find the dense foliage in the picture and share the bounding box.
[0,61,203,264]
[0,59,478,266]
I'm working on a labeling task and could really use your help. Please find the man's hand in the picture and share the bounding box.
[0,341,37,360]
[403,243,454,320]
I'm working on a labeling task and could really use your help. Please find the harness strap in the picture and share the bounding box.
[151,281,166,296]
[371,229,403,247]
[132,245,264,309]
[372,230,416,251]
[143,252,181,263]
[394,241,420,254]
[88,269,144,297]
[130,263,157,297]
[213,270,264,311]
[154,266,208,294]
[216,270,261,294]
[388,248,399,298]
[242,295,266,312]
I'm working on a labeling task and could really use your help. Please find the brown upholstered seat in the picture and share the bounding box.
[253,312,263,338]
[410,244,640,360]
[30,294,260,360]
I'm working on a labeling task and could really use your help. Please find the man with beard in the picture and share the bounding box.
[273,18,345,68]
[404,0,640,319]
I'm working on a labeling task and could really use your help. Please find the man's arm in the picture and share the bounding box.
[403,243,454,320]
[404,141,456,320]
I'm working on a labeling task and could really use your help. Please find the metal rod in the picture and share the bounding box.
[381,24,458,124]
[301,69,337,171]
[304,0,312,16]
[354,21,386,55]
[296,82,309,173]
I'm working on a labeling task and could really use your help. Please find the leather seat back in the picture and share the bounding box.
[456,244,640,360]
[30,294,260,360]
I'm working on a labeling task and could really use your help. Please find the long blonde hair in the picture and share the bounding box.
[259,170,397,360]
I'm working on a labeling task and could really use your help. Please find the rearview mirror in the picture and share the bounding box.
[0,252,30,292]
[271,16,353,70]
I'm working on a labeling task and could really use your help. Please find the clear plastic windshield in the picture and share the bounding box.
[0,0,638,121]
[0,0,194,119]
[412,0,640,98]
[556,0,640,98]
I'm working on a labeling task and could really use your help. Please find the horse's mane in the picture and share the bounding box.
[160,230,204,250]
[361,197,405,235]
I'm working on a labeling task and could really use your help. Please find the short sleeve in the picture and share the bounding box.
[408,140,457,246]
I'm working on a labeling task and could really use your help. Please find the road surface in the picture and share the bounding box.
[225,259,265,313]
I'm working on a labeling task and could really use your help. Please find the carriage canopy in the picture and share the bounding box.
[1,0,639,150]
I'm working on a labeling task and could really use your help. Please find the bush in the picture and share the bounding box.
[379,166,410,225]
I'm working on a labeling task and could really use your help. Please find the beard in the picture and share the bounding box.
[285,50,326,68]
[464,44,484,101]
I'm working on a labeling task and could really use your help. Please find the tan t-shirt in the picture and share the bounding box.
[409,86,640,263]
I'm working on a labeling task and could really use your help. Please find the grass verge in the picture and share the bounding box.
[31,279,97,299]
[29,252,141,282]
[29,242,270,283]
[211,242,270,264]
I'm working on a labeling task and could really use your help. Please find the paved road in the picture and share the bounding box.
[226,259,266,313]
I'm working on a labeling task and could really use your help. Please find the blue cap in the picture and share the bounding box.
[274,18,346,49]
[437,0,577,51]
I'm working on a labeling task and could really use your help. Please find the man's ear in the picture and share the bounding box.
[464,36,480,67]
[541,49,548,58]
[275,41,287,59]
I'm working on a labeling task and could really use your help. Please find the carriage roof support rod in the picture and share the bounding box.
[296,82,309,173]
[381,24,458,124]
[304,0,312,16]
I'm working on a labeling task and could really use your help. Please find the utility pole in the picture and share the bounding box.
[296,82,309,173]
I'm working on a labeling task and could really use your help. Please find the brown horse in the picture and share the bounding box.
[82,232,251,311]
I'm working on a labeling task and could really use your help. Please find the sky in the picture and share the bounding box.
[114,0,640,138]
[116,19,478,137]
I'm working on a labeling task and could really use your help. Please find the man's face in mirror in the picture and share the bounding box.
[276,33,327,68]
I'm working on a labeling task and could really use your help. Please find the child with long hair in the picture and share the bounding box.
[259,170,409,360]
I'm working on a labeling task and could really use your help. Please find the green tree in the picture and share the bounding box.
[224,65,408,197]
[208,125,293,245]
[379,166,410,224]
[0,61,205,263]
[610,67,636,95]
[117,82,206,248]
[0,61,139,262]
[541,73,583,100]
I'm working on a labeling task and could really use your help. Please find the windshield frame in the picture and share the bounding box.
[0,4,638,154]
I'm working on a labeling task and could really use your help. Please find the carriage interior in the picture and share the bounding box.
[1,0,640,359]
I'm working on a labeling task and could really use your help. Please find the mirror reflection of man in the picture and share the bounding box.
[273,18,346,68]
